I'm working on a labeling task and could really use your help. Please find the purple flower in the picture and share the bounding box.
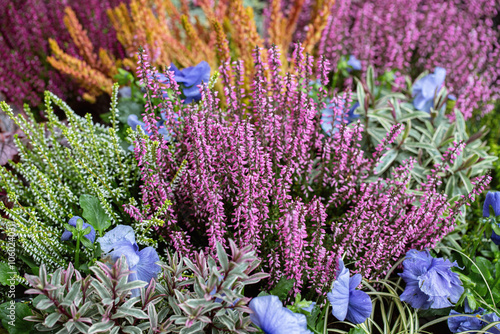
[412,67,446,113]
[399,250,464,309]
[61,216,95,244]
[97,225,161,297]
[482,313,500,334]
[327,259,372,324]
[483,191,500,245]
[158,61,211,104]
[448,309,500,334]
[347,55,362,71]
[483,192,500,217]
[249,295,312,334]
[448,309,485,333]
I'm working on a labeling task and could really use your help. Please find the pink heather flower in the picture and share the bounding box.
[127,45,487,293]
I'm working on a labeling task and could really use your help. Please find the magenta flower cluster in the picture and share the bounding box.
[124,44,490,295]
[0,0,123,108]
[300,0,500,119]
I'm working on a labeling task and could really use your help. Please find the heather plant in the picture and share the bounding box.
[124,44,489,299]
[312,0,500,119]
[0,85,139,271]
[0,0,124,108]
[18,239,267,333]
[349,66,496,203]
[48,0,333,103]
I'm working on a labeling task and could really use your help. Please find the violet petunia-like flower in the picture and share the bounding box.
[448,309,500,334]
[158,61,211,104]
[347,55,362,71]
[481,313,500,334]
[327,259,372,324]
[61,216,96,244]
[448,309,485,333]
[97,225,161,297]
[399,249,464,309]
[249,295,312,334]
[412,67,446,113]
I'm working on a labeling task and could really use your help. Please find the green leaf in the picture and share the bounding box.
[398,111,430,122]
[111,307,148,320]
[472,257,493,282]
[445,175,456,198]
[179,322,205,334]
[64,224,76,234]
[216,242,229,273]
[348,328,365,334]
[123,326,142,334]
[0,262,18,286]
[457,172,473,193]
[492,223,500,236]
[466,293,477,312]
[366,66,375,95]
[88,321,115,334]
[374,149,398,175]
[80,194,110,233]
[269,277,295,301]
[455,109,466,140]
[44,312,62,328]
[0,302,34,334]
[460,154,479,170]
[80,237,93,249]
[356,82,366,112]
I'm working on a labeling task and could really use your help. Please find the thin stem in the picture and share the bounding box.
[75,237,81,269]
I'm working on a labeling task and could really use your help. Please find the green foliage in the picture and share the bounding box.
[268,276,295,302]
[448,245,500,314]
[24,240,267,333]
[80,194,111,237]
[355,66,495,204]
[0,301,34,334]
[0,85,139,270]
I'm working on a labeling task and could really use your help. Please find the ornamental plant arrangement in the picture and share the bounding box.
[0,42,493,334]
[125,41,489,300]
